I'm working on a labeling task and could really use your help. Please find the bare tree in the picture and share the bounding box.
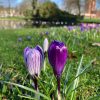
[32,0,37,9]
[8,0,11,16]
[17,0,33,14]
[64,0,85,15]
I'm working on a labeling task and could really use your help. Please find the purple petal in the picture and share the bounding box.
[26,49,41,76]
[35,45,44,66]
[48,40,68,77]
[24,47,31,64]
[35,45,44,60]
[23,45,44,76]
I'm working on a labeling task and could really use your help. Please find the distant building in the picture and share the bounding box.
[84,0,100,18]
[0,8,24,17]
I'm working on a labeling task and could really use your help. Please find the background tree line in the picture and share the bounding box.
[22,0,85,24]
[1,0,99,24]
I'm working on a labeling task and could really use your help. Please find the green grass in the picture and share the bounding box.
[80,17,100,23]
[0,17,25,21]
[0,27,100,100]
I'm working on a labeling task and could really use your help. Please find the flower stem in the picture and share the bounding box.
[44,52,46,59]
[32,74,40,100]
[32,74,38,91]
[57,76,61,100]
[57,77,60,94]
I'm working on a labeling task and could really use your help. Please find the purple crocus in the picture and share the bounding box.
[24,45,44,90]
[27,36,32,40]
[45,32,49,35]
[18,37,22,42]
[48,40,68,98]
[48,40,68,77]
[24,47,31,64]
[67,26,73,31]
[80,26,85,32]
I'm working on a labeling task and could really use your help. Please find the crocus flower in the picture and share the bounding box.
[43,38,49,53]
[18,37,22,42]
[24,45,44,90]
[24,45,44,76]
[45,32,49,35]
[27,36,32,40]
[48,40,68,77]
[67,26,73,31]
[80,23,88,31]
[43,38,49,71]
[80,26,85,32]
[48,40,68,99]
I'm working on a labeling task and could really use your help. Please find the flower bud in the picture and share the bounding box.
[48,40,68,77]
[24,46,44,76]
[43,38,49,53]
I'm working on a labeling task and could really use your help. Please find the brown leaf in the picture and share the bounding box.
[92,43,100,47]
[68,52,77,59]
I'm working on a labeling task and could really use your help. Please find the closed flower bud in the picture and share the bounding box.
[48,40,68,98]
[48,40,68,77]
[43,38,49,53]
[18,37,22,42]
[45,32,49,35]
[27,36,32,40]
[24,45,44,76]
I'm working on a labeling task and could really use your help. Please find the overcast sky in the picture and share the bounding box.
[0,0,100,9]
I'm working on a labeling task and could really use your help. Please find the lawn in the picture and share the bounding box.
[0,27,100,100]
[0,17,25,21]
[80,17,100,23]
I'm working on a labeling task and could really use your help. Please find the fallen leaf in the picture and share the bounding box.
[92,43,100,47]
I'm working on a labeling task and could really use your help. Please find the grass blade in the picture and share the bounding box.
[88,95,100,100]
[18,94,35,100]
[65,58,93,98]
[2,81,50,100]
[63,65,72,94]
[70,55,83,100]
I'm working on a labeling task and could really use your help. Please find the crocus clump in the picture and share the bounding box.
[24,45,44,90]
[48,40,68,99]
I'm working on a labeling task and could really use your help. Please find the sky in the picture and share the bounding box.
[96,0,100,9]
[0,0,100,9]
[51,0,63,8]
[52,0,100,9]
[0,0,22,7]
[0,0,62,8]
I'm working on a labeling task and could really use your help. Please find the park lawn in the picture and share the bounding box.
[0,17,26,21]
[80,17,100,23]
[0,27,100,100]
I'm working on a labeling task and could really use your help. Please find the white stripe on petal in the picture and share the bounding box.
[26,49,41,76]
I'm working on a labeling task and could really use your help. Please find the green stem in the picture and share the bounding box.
[57,76,61,100]
[32,74,38,91]
[32,74,40,100]
[57,77,60,94]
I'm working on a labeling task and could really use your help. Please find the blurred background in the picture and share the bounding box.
[0,0,100,29]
